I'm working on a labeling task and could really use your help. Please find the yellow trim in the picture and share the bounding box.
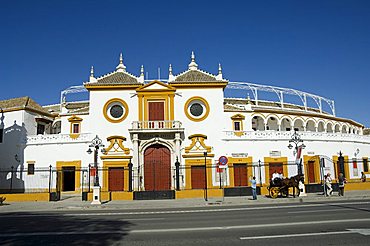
[68,115,82,139]
[176,189,223,199]
[303,155,321,184]
[333,155,350,179]
[102,160,130,192]
[103,98,129,123]
[56,160,81,192]
[136,80,176,92]
[184,96,210,122]
[231,114,245,137]
[228,157,253,187]
[136,81,176,122]
[184,134,212,153]
[103,136,130,155]
[263,157,288,186]
[1,193,49,202]
[184,158,213,190]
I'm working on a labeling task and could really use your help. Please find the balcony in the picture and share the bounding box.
[129,120,184,134]
[222,130,370,144]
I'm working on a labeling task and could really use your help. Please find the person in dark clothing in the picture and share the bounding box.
[338,173,346,196]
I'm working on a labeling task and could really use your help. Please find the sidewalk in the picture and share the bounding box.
[0,190,369,213]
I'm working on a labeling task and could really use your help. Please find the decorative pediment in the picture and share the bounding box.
[68,115,83,122]
[101,135,131,159]
[136,80,176,92]
[231,114,245,120]
[185,134,212,154]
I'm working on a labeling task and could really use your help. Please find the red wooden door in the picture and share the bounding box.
[234,164,248,186]
[307,161,315,183]
[148,102,164,128]
[269,163,283,179]
[191,166,206,189]
[109,167,124,191]
[144,144,171,191]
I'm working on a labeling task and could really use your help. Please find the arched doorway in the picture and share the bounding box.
[144,144,171,191]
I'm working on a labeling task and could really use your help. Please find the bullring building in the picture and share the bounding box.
[0,53,369,201]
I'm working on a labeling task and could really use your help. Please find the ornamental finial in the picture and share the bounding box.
[169,64,173,75]
[188,51,198,70]
[140,65,144,76]
[116,53,126,72]
[90,66,94,77]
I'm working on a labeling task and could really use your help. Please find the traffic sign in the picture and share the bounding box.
[218,156,228,165]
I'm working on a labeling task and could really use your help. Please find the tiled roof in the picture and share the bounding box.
[0,96,50,115]
[174,70,218,82]
[87,71,140,85]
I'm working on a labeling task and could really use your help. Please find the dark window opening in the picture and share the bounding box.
[37,124,45,135]
[28,164,35,175]
[234,121,241,131]
[0,128,3,143]
[72,123,80,134]
[364,158,369,172]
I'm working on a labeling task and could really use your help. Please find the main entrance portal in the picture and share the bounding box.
[144,144,171,191]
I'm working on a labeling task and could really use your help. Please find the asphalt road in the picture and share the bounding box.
[1,199,370,245]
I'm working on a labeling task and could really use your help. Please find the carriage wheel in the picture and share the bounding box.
[269,187,280,199]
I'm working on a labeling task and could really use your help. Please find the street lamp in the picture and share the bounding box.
[288,130,306,175]
[87,135,104,187]
[203,151,208,202]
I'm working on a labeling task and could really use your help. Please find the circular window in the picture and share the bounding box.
[190,103,203,117]
[110,105,124,118]
[184,96,210,122]
[103,98,129,123]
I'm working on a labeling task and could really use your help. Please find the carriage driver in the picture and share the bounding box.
[272,171,280,184]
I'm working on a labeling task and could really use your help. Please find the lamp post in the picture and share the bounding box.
[287,130,306,176]
[87,135,104,204]
[203,151,208,202]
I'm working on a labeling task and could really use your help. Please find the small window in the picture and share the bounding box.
[28,164,35,175]
[234,121,241,131]
[37,124,45,135]
[72,123,80,134]
[364,158,369,172]
[0,128,3,143]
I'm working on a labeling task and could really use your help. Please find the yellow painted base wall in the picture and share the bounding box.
[87,191,133,201]
[176,189,223,199]
[1,193,49,202]
[346,182,370,191]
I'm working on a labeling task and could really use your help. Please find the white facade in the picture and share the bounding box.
[1,53,369,195]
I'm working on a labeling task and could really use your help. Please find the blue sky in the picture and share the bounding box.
[1,0,370,126]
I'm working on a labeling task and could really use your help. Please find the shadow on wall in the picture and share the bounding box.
[0,211,133,245]
[0,120,27,193]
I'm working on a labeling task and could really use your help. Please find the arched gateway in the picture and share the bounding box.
[144,144,171,191]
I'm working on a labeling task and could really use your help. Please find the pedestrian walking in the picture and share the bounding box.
[361,171,366,182]
[338,173,347,196]
[251,176,257,200]
[325,173,333,196]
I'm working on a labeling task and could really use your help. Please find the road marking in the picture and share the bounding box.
[348,229,370,235]
[287,208,354,214]
[120,218,165,221]
[240,228,370,240]
[129,218,370,234]
[1,219,370,237]
[2,201,370,218]
[240,231,353,240]
[65,201,370,216]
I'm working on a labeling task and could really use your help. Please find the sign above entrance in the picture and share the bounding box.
[219,156,228,165]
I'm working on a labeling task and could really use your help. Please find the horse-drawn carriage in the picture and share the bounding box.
[267,174,303,199]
